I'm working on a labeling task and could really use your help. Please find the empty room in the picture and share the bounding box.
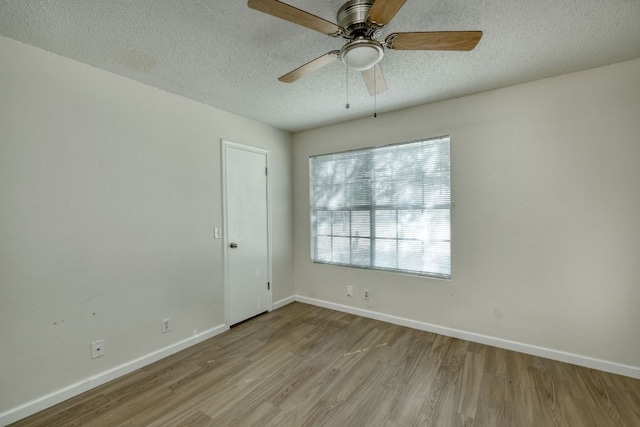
[1,0,639,426]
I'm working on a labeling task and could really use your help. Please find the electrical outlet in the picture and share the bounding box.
[162,318,171,333]
[364,289,371,300]
[347,285,353,297]
[91,340,105,359]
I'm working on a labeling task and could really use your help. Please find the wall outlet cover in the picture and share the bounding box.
[91,340,105,359]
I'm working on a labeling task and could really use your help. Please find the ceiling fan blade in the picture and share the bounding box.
[278,51,340,83]
[367,0,407,27]
[248,0,343,36]
[386,31,483,51]
[361,63,387,96]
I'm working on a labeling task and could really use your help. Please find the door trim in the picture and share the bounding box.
[221,139,272,327]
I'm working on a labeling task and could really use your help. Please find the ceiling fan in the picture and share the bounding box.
[248,0,482,95]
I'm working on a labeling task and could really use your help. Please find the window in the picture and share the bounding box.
[310,136,451,279]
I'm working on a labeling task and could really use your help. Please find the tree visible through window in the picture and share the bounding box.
[309,136,451,278]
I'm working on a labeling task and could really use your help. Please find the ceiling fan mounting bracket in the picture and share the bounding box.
[385,33,398,49]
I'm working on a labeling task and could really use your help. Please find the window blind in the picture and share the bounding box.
[310,136,451,279]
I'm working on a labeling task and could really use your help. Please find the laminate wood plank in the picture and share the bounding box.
[576,368,632,426]
[376,327,417,366]
[504,350,535,425]
[414,371,459,426]
[295,354,385,425]
[246,333,309,362]
[265,367,342,426]
[607,386,640,426]
[80,387,176,427]
[208,388,283,427]
[626,388,640,419]
[387,353,443,425]
[335,316,384,351]
[10,302,640,427]
[427,334,453,360]
[288,359,390,426]
[160,408,215,427]
[152,348,298,426]
[139,345,270,426]
[483,346,508,378]
[330,362,398,427]
[473,374,506,426]
[439,338,470,383]
[206,323,264,348]
[271,355,344,415]
[226,401,282,426]
[466,341,489,356]
[417,380,463,426]
[270,347,346,410]
[13,394,111,427]
[528,367,561,426]
[555,393,591,427]
[352,380,400,427]
[456,351,485,420]
[205,350,302,410]
[336,328,389,372]
[133,363,252,426]
[169,347,256,394]
[383,329,439,392]
[294,325,342,358]
[378,324,413,347]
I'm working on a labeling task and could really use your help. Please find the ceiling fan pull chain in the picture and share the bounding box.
[374,67,377,118]
[345,59,350,109]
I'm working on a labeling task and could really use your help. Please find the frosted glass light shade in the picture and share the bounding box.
[340,39,384,71]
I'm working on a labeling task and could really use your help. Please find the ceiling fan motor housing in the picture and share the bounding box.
[337,0,377,39]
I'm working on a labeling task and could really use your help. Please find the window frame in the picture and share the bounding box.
[309,136,451,279]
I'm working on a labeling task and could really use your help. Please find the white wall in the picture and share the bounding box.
[1,29,638,422]
[0,35,293,419]
[293,59,640,373]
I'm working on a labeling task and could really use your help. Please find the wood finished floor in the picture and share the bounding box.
[11,302,640,426]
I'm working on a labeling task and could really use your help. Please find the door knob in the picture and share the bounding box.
[229,242,238,249]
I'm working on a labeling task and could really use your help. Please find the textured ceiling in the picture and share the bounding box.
[1,0,639,132]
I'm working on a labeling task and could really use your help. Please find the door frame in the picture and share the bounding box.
[221,139,273,327]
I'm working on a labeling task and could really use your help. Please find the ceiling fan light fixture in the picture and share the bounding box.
[340,38,384,71]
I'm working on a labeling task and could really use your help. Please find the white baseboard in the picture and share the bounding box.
[295,295,640,380]
[0,324,228,426]
[272,295,296,310]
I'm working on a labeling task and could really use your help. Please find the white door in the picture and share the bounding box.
[223,141,270,326]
